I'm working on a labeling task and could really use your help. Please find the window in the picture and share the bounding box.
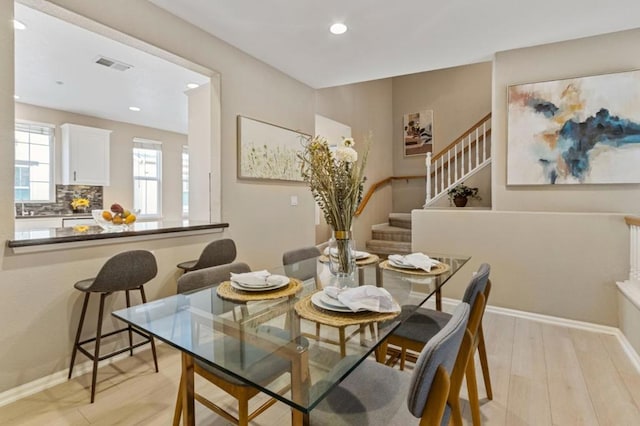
[14,122,54,202]
[133,138,162,217]
[182,146,189,216]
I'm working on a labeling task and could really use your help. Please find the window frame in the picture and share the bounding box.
[14,120,55,203]
[182,145,189,217]
[132,138,163,218]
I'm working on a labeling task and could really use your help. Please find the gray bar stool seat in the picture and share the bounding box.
[176,238,237,273]
[68,250,159,403]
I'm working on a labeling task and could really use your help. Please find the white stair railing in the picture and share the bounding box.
[425,114,492,206]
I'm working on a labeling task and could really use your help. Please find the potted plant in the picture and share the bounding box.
[447,183,481,207]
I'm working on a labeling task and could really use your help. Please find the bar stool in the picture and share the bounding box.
[68,250,159,403]
[176,238,237,274]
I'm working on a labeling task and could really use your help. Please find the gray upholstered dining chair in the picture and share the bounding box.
[384,263,492,426]
[309,302,470,426]
[68,250,159,403]
[282,245,321,289]
[173,261,308,426]
[176,238,237,273]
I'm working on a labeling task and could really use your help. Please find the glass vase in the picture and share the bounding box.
[328,230,357,287]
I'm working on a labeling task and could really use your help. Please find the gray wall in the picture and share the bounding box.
[0,0,317,393]
[392,62,493,211]
[413,28,640,326]
[315,79,395,249]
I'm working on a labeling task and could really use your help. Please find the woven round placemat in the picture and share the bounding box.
[216,278,303,302]
[379,260,451,276]
[294,293,399,327]
[318,254,380,266]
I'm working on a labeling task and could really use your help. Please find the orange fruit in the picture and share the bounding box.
[102,211,113,221]
[124,214,136,224]
[112,215,124,225]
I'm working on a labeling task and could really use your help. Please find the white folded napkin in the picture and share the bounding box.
[230,270,271,287]
[389,252,440,272]
[324,285,399,313]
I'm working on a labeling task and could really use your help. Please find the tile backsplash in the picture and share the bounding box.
[15,185,103,216]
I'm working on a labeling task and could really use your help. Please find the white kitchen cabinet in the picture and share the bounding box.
[61,123,111,186]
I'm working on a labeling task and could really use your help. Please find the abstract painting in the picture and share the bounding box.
[507,70,640,184]
[237,115,310,182]
[403,110,433,156]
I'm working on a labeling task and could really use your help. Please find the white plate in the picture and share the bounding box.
[320,292,348,309]
[354,251,370,260]
[311,292,363,313]
[230,275,289,292]
[324,249,370,260]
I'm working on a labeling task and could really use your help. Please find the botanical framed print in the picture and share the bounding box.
[237,115,310,182]
[507,69,640,185]
[403,110,433,156]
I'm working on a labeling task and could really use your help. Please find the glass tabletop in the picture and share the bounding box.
[112,252,469,414]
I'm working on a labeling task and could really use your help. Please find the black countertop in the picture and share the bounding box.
[15,213,93,219]
[8,220,229,249]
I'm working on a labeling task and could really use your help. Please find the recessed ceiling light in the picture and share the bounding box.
[13,19,26,30]
[186,83,199,89]
[330,23,347,35]
[129,106,141,112]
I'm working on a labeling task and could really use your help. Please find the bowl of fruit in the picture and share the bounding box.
[92,204,137,231]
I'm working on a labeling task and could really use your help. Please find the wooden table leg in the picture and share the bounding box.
[376,263,383,287]
[436,287,442,311]
[290,348,310,426]
[375,337,388,363]
[181,352,195,426]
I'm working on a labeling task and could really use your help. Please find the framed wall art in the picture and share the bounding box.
[403,110,433,156]
[507,69,640,185]
[237,115,310,182]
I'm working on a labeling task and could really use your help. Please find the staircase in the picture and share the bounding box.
[365,213,412,256]
[424,113,492,206]
[363,113,492,256]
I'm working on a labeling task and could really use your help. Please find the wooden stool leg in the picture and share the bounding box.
[125,290,133,356]
[466,353,482,426]
[140,286,159,372]
[68,292,90,379]
[400,347,407,371]
[478,324,493,400]
[90,293,107,403]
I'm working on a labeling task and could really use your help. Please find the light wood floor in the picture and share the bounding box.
[2,310,640,425]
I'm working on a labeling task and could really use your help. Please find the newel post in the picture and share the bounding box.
[625,216,640,281]
[425,152,432,206]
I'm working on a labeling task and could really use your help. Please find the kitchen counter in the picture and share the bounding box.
[8,220,229,253]
[14,213,92,219]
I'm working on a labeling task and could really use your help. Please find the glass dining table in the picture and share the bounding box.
[112,253,470,425]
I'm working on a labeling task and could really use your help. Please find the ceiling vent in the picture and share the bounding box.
[94,56,133,72]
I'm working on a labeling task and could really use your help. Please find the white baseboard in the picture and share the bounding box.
[436,297,640,374]
[0,347,155,407]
